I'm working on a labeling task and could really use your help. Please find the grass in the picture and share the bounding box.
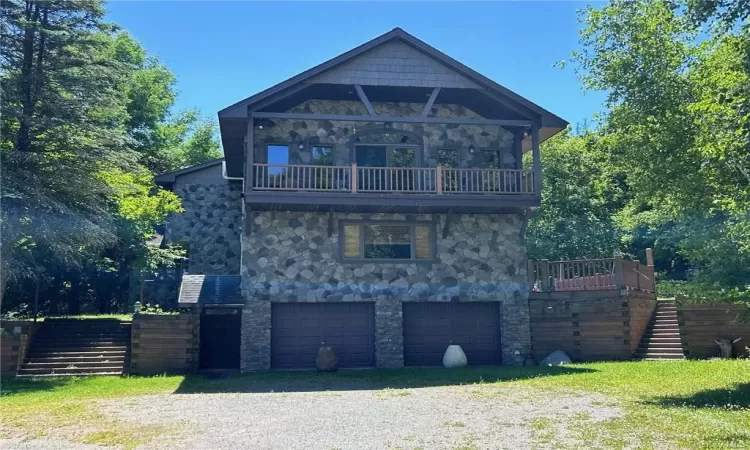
[1,360,748,449]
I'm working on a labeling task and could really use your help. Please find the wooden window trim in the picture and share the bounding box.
[338,219,437,264]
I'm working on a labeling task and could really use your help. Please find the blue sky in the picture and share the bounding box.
[106,1,604,131]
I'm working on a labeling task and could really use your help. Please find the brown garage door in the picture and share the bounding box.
[271,303,375,369]
[403,302,501,366]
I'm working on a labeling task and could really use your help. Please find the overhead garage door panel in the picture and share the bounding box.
[271,303,375,369]
[403,302,501,366]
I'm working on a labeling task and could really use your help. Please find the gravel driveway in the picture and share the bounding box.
[1,381,622,450]
[76,383,620,450]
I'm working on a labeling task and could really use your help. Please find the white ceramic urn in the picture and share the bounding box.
[442,344,468,368]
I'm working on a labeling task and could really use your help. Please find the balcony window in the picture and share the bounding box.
[341,221,434,261]
[311,146,334,165]
[267,144,289,175]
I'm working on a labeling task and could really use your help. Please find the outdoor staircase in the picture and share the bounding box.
[17,319,131,377]
[635,301,685,360]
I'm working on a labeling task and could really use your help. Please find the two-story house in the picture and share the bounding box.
[157,28,567,372]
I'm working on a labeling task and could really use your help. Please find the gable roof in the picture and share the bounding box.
[154,159,224,188]
[219,27,566,128]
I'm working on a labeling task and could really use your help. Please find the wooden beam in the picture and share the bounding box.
[354,85,376,116]
[421,87,441,117]
[245,114,254,196]
[250,82,311,113]
[531,120,541,196]
[251,111,532,127]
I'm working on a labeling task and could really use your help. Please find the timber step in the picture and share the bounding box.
[635,302,685,360]
[19,319,131,377]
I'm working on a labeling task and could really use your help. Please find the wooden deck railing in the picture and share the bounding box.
[251,164,536,195]
[529,253,656,293]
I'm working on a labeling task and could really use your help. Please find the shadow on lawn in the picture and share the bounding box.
[647,382,750,410]
[174,365,596,394]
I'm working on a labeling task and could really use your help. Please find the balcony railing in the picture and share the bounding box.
[252,164,535,195]
[528,256,656,293]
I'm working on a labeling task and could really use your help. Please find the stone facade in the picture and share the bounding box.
[254,100,518,169]
[166,164,242,275]
[239,212,531,371]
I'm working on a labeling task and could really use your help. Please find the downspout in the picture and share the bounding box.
[222,160,244,182]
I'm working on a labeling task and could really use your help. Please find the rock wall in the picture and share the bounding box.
[167,172,242,275]
[240,211,531,371]
[254,100,517,169]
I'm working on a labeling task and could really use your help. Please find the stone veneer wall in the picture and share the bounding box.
[167,181,242,275]
[254,100,517,169]
[240,212,531,371]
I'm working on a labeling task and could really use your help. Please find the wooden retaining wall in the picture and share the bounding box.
[677,304,750,359]
[627,291,658,353]
[0,321,39,377]
[529,289,657,362]
[130,314,200,375]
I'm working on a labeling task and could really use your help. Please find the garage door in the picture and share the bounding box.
[271,303,375,369]
[403,302,501,366]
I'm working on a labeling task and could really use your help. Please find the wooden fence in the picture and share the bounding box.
[677,304,750,359]
[529,289,656,362]
[130,314,199,375]
[529,253,655,293]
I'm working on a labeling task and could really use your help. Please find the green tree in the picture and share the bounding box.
[572,0,750,287]
[527,129,627,260]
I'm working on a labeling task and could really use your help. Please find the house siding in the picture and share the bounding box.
[167,164,243,275]
[310,40,481,89]
[240,212,531,371]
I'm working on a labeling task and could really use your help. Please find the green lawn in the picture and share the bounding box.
[1,360,748,449]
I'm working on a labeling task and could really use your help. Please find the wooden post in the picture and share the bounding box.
[645,248,654,267]
[351,163,358,193]
[245,114,255,194]
[531,121,541,196]
[33,278,39,322]
[436,165,443,194]
[614,255,624,289]
[540,259,550,292]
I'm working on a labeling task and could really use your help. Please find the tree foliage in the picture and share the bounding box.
[540,0,750,291]
[1,0,221,313]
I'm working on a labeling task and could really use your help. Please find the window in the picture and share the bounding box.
[311,146,334,165]
[341,222,434,261]
[267,144,289,175]
[438,148,460,168]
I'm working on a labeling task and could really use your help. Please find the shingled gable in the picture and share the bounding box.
[218,27,568,178]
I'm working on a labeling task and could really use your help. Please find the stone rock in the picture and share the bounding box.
[443,345,468,368]
[539,350,572,366]
[316,346,338,372]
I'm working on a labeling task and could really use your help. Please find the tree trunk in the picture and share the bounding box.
[15,0,41,153]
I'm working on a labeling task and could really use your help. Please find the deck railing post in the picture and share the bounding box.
[614,255,624,289]
[540,259,550,292]
[436,165,443,194]
[646,248,654,267]
[351,163,358,193]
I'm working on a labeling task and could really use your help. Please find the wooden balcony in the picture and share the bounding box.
[246,163,538,213]
[528,255,656,293]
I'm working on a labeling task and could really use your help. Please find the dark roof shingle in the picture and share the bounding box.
[178,275,243,306]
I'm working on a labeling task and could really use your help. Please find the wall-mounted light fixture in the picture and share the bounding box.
[468,144,475,154]
[298,141,305,150]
